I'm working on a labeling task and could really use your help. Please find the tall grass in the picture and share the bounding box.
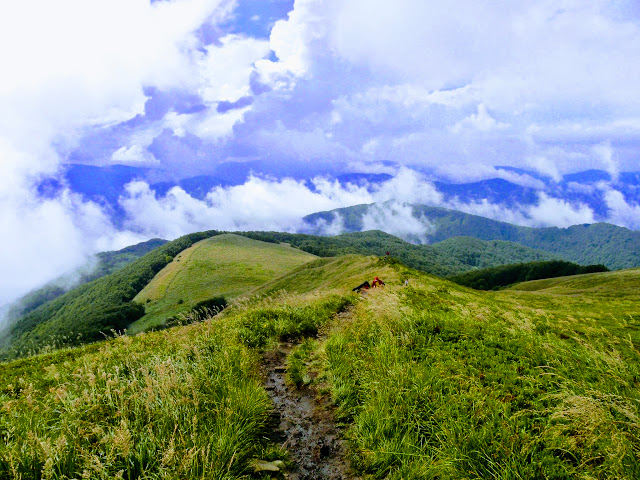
[0,289,356,479]
[0,322,272,479]
[324,285,640,479]
[233,292,355,348]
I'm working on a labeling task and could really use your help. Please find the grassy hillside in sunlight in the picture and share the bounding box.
[130,234,317,332]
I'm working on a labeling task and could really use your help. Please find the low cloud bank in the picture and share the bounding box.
[3,166,640,325]
[117,167,640,242]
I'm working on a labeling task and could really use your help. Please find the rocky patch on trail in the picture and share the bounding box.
[262,343,355,480]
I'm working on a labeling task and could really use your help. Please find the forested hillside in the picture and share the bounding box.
[449,260,609,290]
[303,203,640,269]
[239,230,558,276]
[0,232,218,359]
[4,238,167,324]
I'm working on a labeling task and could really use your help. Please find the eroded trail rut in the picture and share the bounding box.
[263,342,353,479]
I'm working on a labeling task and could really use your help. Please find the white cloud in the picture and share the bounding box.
[119,176,374,238]
[0,184,141,307]
[194,106,251,140]
[373,168,443,205]
[593,142,619,181]
[313,213,346,236]
[452,104,510,133]
[0,0,232,307]
[526,193,596,227]
[255,0,333,87]
[250,0,640,179]
[198,34,270,103]
[111,145,159,165]
[604,189,640,230]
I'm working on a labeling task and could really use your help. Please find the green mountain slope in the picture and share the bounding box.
[0,231,220,359]
[0,229,555,360]
[1,255,638,478]
[239,230,558,276]
[304,203,640,269]
[130,234,317,332]
[431,236,559,268]
[246,254,402,298]
[508,266,640,295]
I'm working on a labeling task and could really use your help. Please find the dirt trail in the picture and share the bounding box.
[262,341,354,479]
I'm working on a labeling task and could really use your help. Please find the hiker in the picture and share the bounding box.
[372,277,385,288]
[352,280,370,292]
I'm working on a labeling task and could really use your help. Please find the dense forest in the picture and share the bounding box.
[448,260,609,290]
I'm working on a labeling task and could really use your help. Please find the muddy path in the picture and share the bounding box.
[262,341,355,479]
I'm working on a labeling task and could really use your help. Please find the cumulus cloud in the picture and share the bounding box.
[119,176,373,238]
[246,0,640,178]
[0,0,235,308]
[451,104,510,133]
[111,145,160,166]
[603,189,640,230]
[113,166,614,246]
[116,169,443,240]
[526,194,596,227]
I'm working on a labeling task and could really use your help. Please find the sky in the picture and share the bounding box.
[1,0,640,307]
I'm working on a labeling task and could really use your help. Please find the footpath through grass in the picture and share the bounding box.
[322,274,640,479]
[0,287,356,479]
[2,254,639,479]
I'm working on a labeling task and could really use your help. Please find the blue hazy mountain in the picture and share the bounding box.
[45,164,640,229]
[435,178,540,205]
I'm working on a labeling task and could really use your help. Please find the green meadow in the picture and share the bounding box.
[130,234,316,333]
[1,236,639,479]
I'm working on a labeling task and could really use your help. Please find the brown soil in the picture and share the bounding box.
[262,342,356,480]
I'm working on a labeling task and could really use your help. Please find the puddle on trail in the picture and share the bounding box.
[263,343,355,480]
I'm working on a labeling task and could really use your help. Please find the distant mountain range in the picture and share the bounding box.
[41,164,640,227]
[3,206,639,358]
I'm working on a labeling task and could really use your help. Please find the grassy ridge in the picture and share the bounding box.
[246,254,404,298]
[0,319,273,479]
[2,243,639,478]
[131,234,317,333]
[322,270,640,478]
[503,268,640,348]
[0,287,356,478]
